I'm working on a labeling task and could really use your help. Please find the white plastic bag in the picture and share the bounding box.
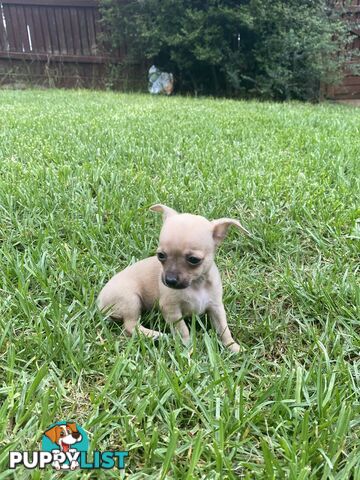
[148,65,174,95]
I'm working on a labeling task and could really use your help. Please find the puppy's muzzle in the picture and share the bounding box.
[162,273,188,290]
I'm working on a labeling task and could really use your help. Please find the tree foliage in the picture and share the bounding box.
[100,0,350,100]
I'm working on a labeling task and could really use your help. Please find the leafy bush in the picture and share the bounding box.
[100,0,350,100]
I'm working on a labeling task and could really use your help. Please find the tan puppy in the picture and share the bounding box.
[98,205,249,353]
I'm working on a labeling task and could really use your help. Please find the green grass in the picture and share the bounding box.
[0,90,359,479]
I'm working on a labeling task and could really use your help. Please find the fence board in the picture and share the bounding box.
[54,8,67,54]
[69,7,82,55]
[93,7,101,46]
[78,6,90,55]
[46,7,60,54]
[16,5,31,51]
[0,8,8,51]
[26,6,43,53]
[61,7,74,55]
[38,7,51,53]
[24,6,33,50]
[3,5,19,51]
[85,8,96,54]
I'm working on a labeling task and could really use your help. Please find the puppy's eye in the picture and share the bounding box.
[60,432,65,437]
[187,256,202,266]
[157,252,167,262]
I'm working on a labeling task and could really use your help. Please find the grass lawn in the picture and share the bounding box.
[0,90,359,479]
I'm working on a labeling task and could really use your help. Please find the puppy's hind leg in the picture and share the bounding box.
[124,316,163,339]
[98,291,163,339]
[117,296,163,339]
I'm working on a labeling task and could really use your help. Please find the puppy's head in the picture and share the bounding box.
[150,204,249,289]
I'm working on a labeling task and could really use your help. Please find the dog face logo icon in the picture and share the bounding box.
[42,421,88,470]
[44,422,82,453]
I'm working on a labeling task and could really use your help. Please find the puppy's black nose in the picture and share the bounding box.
[72,432,80,439]
[165,273,178,287]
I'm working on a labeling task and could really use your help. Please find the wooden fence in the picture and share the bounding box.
[0,0,140,88]
[0,0,104,62]
[327,0,360,100]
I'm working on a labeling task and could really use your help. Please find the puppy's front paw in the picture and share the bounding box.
[228,342,241,353]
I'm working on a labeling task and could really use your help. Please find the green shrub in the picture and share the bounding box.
[100,0,350,101]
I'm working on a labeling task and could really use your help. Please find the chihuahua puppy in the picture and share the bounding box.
[98,205,249,353]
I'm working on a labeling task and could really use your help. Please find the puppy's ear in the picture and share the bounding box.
[44,426,60,444]
[212,218,250,246]
[149,204,178,221]
[67,422,77,433]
